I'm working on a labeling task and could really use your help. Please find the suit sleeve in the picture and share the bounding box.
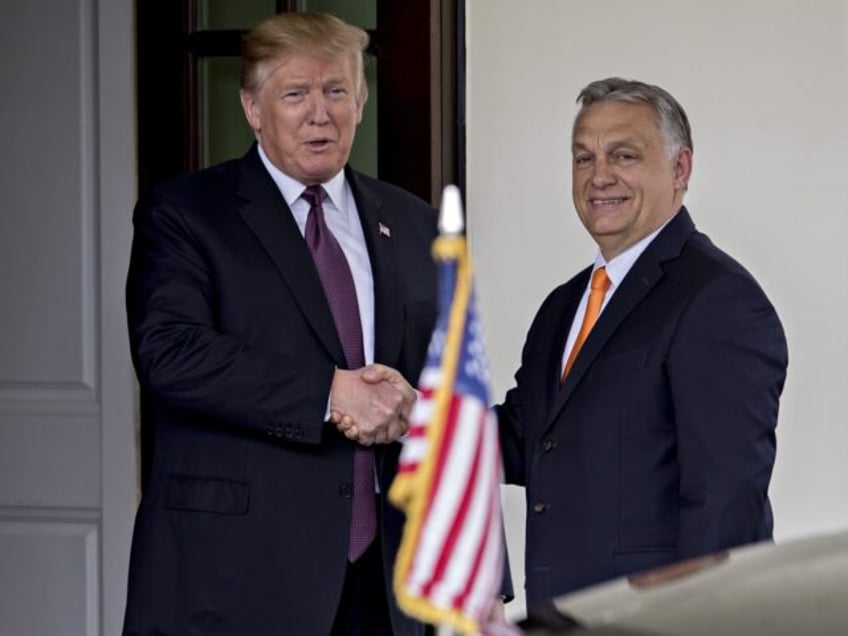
[668,271,787,558]
[495,289,564,487]
[126,191,335,444]
[496,388,528,487]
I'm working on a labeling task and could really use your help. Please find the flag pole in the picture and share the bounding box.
[437,185,462,636]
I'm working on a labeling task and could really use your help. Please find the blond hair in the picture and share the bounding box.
[241,12,369,104]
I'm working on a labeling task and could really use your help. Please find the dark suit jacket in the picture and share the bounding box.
[123,145,438,635]
[497,208,788,606]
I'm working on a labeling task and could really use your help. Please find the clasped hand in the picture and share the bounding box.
[329,364,416,445]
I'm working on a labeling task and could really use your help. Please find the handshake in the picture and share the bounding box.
[329,364,416,446]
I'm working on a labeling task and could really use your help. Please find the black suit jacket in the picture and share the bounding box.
[498,208,788,605]
[123,145,438,635]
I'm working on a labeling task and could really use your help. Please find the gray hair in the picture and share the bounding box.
[575,78,693,156]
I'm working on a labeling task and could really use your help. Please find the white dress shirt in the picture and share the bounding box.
[561,217,675,375]
[257,145,375,364]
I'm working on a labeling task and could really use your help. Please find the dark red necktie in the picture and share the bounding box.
[302,185,377,561]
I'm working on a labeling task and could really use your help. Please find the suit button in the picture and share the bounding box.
[542,439,557,452]
[339,483,353,498]
[274,426,283,438]
[533,501,549,514]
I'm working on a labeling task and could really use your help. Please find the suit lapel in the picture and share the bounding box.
[543,269,591,401]
[235,146,346,365]
[546,208,696,429]
[346,167,404,367]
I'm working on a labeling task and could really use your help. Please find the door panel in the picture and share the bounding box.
[0,0,136,634]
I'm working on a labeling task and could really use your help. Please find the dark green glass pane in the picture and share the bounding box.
[297,0,376,29]
[196,0,277,30]
[199,57,254,166]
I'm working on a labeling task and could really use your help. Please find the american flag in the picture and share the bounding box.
[389,223,506,634]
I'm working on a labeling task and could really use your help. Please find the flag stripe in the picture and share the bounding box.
[431,403,488,604]
[420,399,485,599]
[408,396,476,594]
[462,426,504,615]
[448,411,501,615]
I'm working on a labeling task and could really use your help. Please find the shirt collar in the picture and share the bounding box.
[594,214,676,288]
[256,143,347,212]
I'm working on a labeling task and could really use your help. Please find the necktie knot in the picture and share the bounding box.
[301,185,326,208]
[590,266,611,292]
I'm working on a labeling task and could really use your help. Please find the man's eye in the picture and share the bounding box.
[615,153,636,162]
[574,155,591,165]
[282,90,306,101]
[327,86,347,98]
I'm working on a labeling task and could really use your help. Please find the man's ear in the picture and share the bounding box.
[674,147,693,191]
[240,89,261,132]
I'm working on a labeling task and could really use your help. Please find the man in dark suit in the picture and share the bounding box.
[497,78,788,607]
[123,12,438,636]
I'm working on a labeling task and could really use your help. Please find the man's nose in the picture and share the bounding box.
[307,93,330,124]
[590,158,616,187]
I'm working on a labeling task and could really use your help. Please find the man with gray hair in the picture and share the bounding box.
[497,77,788,606]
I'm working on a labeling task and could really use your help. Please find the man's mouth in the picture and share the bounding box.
[305,138,334,149]
[589,197,629,206]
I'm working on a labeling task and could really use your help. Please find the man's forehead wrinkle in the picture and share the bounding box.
[572,133,649,153]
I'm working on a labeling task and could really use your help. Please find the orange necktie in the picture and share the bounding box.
[561,266,610,382]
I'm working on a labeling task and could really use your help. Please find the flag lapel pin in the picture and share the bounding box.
[378,222,392,239]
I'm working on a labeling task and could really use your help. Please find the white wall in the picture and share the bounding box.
[466,0,848,619]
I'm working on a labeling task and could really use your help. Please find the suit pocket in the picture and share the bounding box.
[612,546,676,577]
[165,474,250,515]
